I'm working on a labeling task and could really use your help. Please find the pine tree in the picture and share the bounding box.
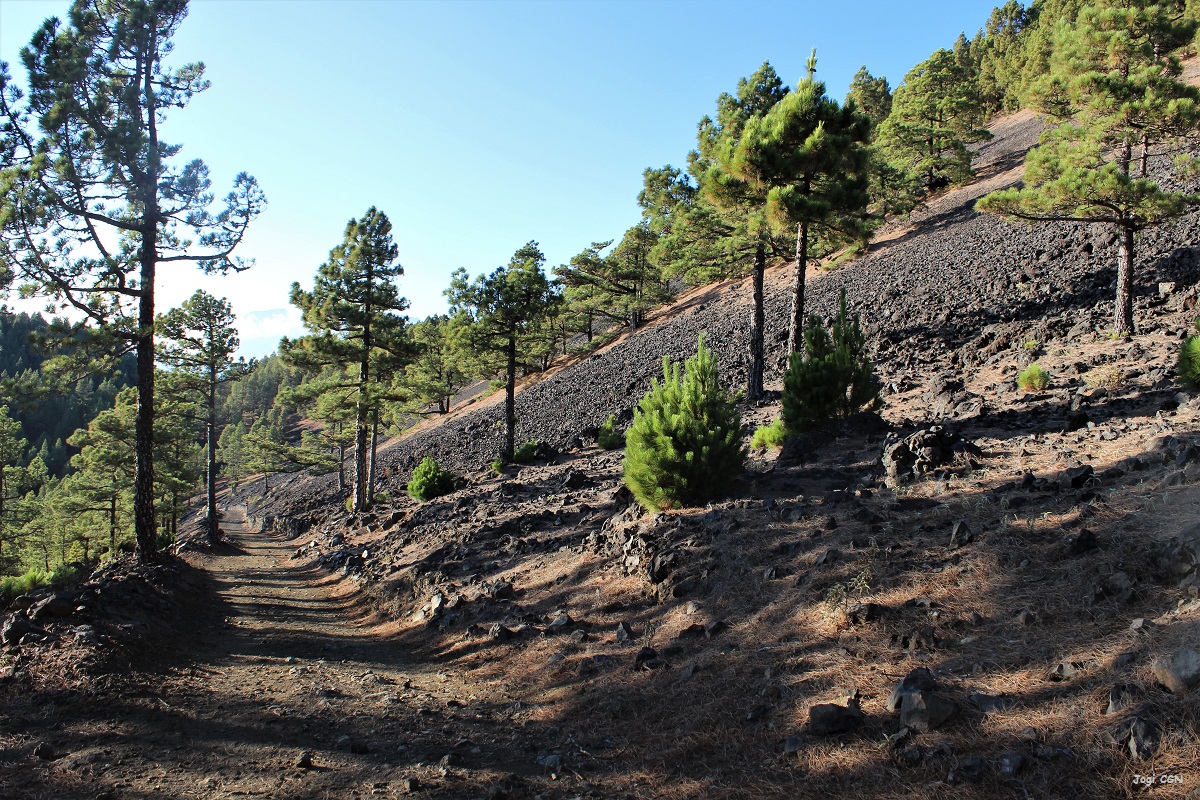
[978,0,1200,336]
[216,418,248,488]
[281,207,410,510]
[0,405,27,569]
[876,47,993,189]
[158,291,250,541]
[554,223,670,336]
[782,289,879,433]
[445,242,562,464]
[623,336,745,512]
[0,0,265,560]
[717,51,873,356]
[846,66,893,128]
[641,63,791,402]
[403,315,471,415]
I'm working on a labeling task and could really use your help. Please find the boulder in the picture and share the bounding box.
[1151,649,1200,694]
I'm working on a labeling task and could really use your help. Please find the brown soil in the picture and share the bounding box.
[0,509,579,800]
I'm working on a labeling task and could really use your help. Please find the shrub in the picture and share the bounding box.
[751,418,787,450]
[1018,363,1049,392]
[1179,325,1200,390]
[407,456,458,502]
[623,335,745,512]
[0,564,79,602]
[513,440,539,463]
[491,458,504,474]
[782,289,879,434]
[598,415,625,450]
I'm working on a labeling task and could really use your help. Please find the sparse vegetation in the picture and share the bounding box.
[1178,321,1200,390]
[1018,362,1049,392]
[0,565,77,602]
[597,415,625,450]
[512,440,539,464]
[624,336,745,512]
[750,418,787,450]
[407,457,458,502]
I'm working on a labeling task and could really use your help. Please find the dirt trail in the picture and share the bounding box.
[0,508,550,800]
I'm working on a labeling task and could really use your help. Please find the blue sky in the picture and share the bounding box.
[1,0,1000,357]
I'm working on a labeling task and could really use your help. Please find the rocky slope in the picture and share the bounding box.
[216,100,1200,798]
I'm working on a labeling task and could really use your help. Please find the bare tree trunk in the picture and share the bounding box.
[367,409,379,506]
[787,221,810,355]
[747,241,765,402]
[1114,225,1135,336]
[504,335,517,463]
[206,366,219,542]
[353,359,370,512]
[133,236,158,560]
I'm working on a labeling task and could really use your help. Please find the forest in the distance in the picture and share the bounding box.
[2,0,1197,590]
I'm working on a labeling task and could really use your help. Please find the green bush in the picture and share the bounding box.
[513,440,539,463]
[1018,363,1049,392]
[407,456,458,502]
[598,415,625,450]
[782,289,879,434]
[0,564,78,602]
[751,418,788,450]
[623,335,745,512]
[1179,323,1200,390]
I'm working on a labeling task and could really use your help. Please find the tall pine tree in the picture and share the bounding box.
[0,0,264,560]
[281,208,410,510]
[978,0,1200,336]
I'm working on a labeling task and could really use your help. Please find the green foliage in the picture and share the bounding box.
[597,415,625,450]
[623,336,745,512]
[977,0,1200,336]
[407,457,458,503]
[782,290,879,433]
[751,418,788,450]
[282,207,412,511]
[0,564,77,602]
[876,47,992,189]
[1018,363,1050,392]
[846,66,892,129]
[445,242,562,463]
[1178,333,1200,390]
[512,440,539,464]
[491,459,504,475]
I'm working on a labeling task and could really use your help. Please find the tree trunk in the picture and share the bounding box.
[747,241,765,402]
[206,367,219,542]
[337,442,345,491]
[504,335,517,463]
[367,409,379,506]
[1114,224,1135,337]
[787,221,810,356]
[133,232,157,560]
[133,33,161,563]
[353,358,370,512]
[109,491,117,557]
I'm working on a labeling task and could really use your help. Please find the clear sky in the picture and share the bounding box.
[1,0,1000,357]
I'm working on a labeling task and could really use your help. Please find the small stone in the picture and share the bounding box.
[678,662,699,680]
[350,741,370,755]
[615,621,635,643]
[1051,660,1087,681]
[536,753,561,770]
[335,734,352,750]
[900,691,957,732]
[947,755,987,784]
[439,752,461,767]
[997,752,1024,777]
[1152,648,1200,693]
[32,742,56,761]
[949,520,973,548]
[547,611,572,630]
[1129,617,1155,633]
[1128,717,1162,760]
[783,734,805,753]
[294,751,314,769]
[807,699,864,736]
[1105,683,1140,715]
[633,646,661,670]
[886,668,938,712]
[488,623,513,641]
